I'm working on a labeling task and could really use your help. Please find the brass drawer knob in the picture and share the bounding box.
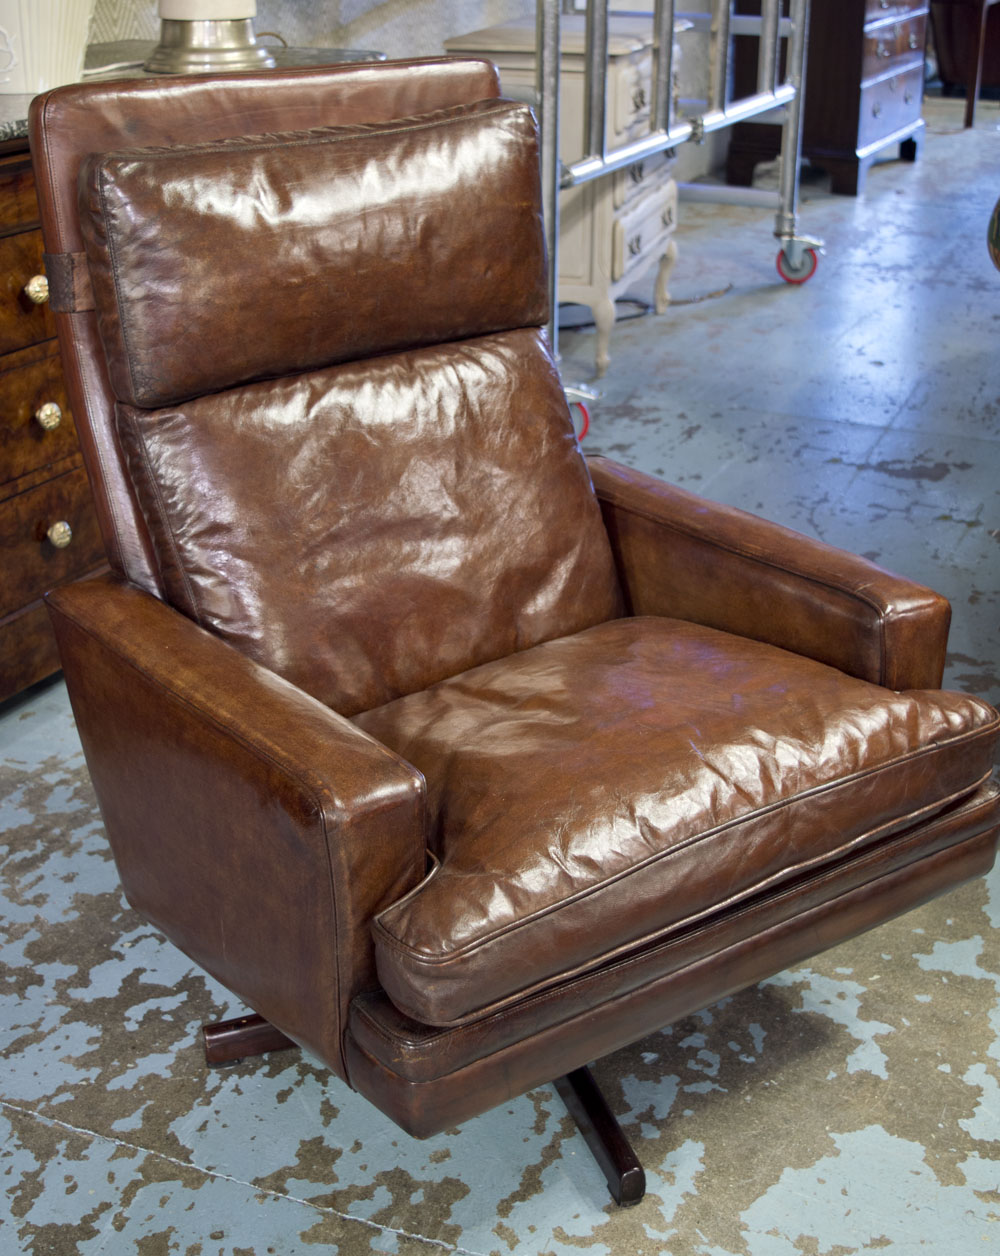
[46,520,73,549]
[24,274,50,305]
[35,402,63,431]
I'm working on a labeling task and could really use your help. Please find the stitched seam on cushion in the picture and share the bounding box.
[376,769,993,974]
[374,725,1000,966]
[106,101,525,167]
[97,163,144,406]
[356,782,1000,1049]
[118,411,204,625]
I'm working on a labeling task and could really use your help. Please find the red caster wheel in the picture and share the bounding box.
[776,246,818,285]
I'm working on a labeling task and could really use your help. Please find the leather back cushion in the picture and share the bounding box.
[79,99,548,408]
[116,327,624,716]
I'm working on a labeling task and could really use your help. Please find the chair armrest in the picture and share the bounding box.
[46,575,426,1080]
[588,455,951,691]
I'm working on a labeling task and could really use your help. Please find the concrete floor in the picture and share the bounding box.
[2,94,999,1254]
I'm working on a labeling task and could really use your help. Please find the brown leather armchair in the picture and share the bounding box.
[30,60,1000,1206]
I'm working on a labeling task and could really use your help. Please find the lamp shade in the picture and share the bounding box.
[0,0,95,93]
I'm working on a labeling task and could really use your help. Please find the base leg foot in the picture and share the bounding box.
[202,1013,297,1066]
[591,296,615,378]
[554,1066,646,1205]
[654,238,679,315]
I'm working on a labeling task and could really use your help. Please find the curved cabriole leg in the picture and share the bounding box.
[202,1013,297,1066]
[554,1066,646,1205]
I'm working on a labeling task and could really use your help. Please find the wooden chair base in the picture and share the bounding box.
[202,1012,297,1066]
[554,1066,646,1205]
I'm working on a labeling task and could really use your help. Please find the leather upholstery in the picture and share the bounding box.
[590,456,953,691]
[45,574,425,1080]
[348,790,1000,1136]
[30,58,502,590]
[358,615,997,1025]
[78,100,549,408]
[30,62,1000,1150]
[116,327,622,715]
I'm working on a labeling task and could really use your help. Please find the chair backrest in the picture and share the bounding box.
[32,62,623,715]
[31,59,505,590]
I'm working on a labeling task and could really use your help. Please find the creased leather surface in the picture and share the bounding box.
[117,328,623,716]
[357,616,1000,1026]
[346,812,1000,1137]
[589,455,953,691]
[45,575,426,1080]
[29,58,501,589]
[79,98,548,408]
[350,784,1000,1087]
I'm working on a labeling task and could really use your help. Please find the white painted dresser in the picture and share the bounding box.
[445,16,681,377]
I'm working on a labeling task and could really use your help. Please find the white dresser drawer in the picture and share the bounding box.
[612,149,673,210]
[612,178,678,282]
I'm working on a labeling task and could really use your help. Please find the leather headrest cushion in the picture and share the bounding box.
[78,98,548,409]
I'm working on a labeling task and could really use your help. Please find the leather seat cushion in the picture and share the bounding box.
[356,616,999,1026]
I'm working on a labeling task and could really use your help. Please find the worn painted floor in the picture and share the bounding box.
[2,94,999,1254]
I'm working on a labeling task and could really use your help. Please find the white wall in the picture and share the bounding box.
[89,1,724,174]
[90,1,534,58]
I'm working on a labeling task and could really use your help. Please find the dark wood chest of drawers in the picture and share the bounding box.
[804,0,929,194]
[1,138,105,704]
[728,0,929,196]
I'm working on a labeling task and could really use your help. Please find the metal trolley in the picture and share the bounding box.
[534,0,823,360]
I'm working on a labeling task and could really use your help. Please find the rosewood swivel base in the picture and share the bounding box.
[201,1013,647,1206]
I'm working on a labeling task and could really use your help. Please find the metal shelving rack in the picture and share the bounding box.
[534,0,822,357]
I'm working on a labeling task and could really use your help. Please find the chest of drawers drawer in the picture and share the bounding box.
[1,343,78,485]
[858,62,925,148]
[612,178,679,282]
[865,0,920,18]
[0,140,106,703]
[0,465,104,619]
[0,229,54,356]
[862,13,927,82]
[613,150,673,211]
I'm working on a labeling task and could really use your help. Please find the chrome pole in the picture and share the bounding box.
[584,0,610,161]
[537,0,562,355]
[758,0,780,95]
[652,0,677,134]
[708,0,732,114]
[775,0,810,243]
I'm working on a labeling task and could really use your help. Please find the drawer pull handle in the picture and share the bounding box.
[878,42,890,58]
[35,402,63,431]
[628,233,643,257]
[909,34,919,50]
[630,162,645,183]
[24,274,50,305]
[662,207,675,228]
[46,520,73,549]
[873,101,883,117]
[632,86,646,112]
